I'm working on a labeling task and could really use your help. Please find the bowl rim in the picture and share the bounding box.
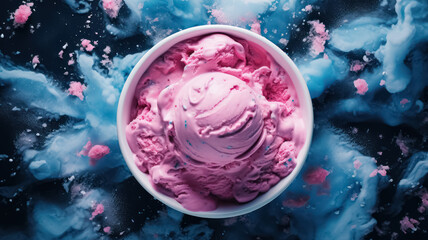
[117,24,313,218]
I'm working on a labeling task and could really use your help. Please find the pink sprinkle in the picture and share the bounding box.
[380,80,386,86]
[353,160,362,170]
[88,145,110,166]
[353,78,369,95]
[89,203,104,220]
[400,216,419,234]
[103,0,122,18]
[68,81,86,100]
[58,50,64,59]
[308,20,330,56]
[304,5,313,12]
[81,39,95,52]
[303,167,330,185]
[282,195,310,208]
[250,21,261,35]
[13,4,32,27]
[369,169,378,177]
[350,61,364,72]
[418,190,428,213]
[103,226,111,234]
[400,98,409,106]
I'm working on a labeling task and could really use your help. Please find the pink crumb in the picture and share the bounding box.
[89,203,104,220]
[68,59,75,66]
[353,160,362,170]
[88,145,110,166]
[279,38,289,46]
[81,39,95,52]
[350,61,365,72]
[353,78,369,95]
[400,98,409,106]
[32,55,40,64]
[282,195,310,208]
[370,165,390,177]
[380,80,386,86]
[400,216,419,234]
[58,50,64,59]
[308,20,330,56]
[103,46,111,54]
[68,81,86,101]
[250,21,261,35]
[303,167,330,185]
[102,0,122,18]
[304,5,313,12]
[418,190,428,213]
[78,140,92,156]
[103,226,111,234]
[13,4,32,27]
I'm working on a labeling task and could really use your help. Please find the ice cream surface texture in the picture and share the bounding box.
[126,33,306,211]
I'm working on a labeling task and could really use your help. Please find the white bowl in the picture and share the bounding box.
[117,25,313,218]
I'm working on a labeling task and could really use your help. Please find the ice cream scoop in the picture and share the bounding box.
[117,25,313,218]
[159,72,265,165]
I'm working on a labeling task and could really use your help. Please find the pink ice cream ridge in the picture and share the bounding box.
[126,33,306,211]
[354,78,368,95]
[13,4,32,27]
[68,81,86,100]
[303,167,330,184]
[102,0,123,19]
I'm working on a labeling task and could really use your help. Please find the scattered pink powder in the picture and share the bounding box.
[380,80,386,86]
[88,145,110,166]
[304,5,313,12]
[369,165,390,177]
[353,78,369,95]
[353,160,362,170]
[81,39,95,52]
[400,216,419,234]
[282,195,310,208]
[250,21,261,35]
[400,98,409,106]
[307,20,330,56]
[58,50,64,59]
[102,0,123,18]
[350,61,365,72]
[417,189,428,213]
[103,226,111,234]
[211,9,228,24]
[303,167,330,184]
[89,203,104,220]
[395,135,409,157]
[13,4,32,27]
[67,81,86,101]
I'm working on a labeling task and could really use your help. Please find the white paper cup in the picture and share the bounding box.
[117,25,313,218]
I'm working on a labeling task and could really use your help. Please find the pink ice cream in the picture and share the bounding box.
[126,33,306,211]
